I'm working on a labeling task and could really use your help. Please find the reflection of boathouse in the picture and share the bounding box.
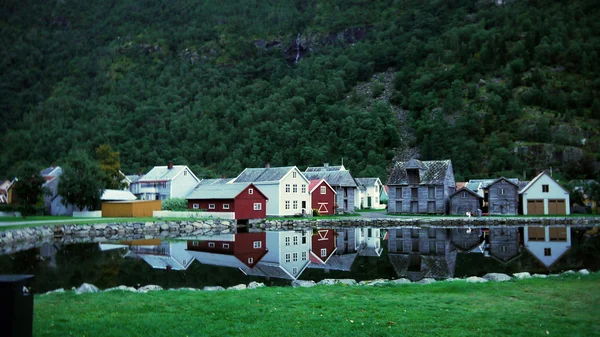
[126,241,194,270]
[524,226,571,269]
[388,228,457,281]
[186,233,268,269]
[488,227,522,263]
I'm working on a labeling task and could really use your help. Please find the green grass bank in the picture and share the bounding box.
[34,274,600,337]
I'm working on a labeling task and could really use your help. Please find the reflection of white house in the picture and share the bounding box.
[242,231,311,280]
[125,242,194,270]
[520,171,570,215]
[355,178,386,210]
[524,226,571,268]
[357,228,383,257]
[130,162,200,201]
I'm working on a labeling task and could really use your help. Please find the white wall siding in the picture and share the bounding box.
[524,226,571,267]
[522,173,570,215]
[170,168,200,198]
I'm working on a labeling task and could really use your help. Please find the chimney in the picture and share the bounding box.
[265,163,270,169]
[168,161,173,170]
[324,163,329,168]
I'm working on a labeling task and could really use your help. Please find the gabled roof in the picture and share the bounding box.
[468,178,519,189]
[388,159,452,185]
[240,261,309,280]
[309,247,338,264]
[138,165,199,183]
[125,174,142,184]
[485,177,520,189]
[449,187,483,199]
[101,189,137,201]
[40,166,62,177]
[304,170,358,187]
[355,178,382,187]
[358,246,383,257]
[307,253,358,271]
[233,166,297,183]
[465,181,482,193]
[186,183,267,200]
[197,178,235,186]
[308,179,337,194]
[519,171,570,194]
[388,251,457,281]
[305,165,346,172]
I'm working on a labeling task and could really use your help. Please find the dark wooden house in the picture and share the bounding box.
[485,177,520,215]
[449,187,483,215]
[488,227,521,263]
[387,159,455,214]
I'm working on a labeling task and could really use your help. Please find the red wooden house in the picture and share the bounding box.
[308,179,337,215]
[186,232,268,269]
[310,228,337,264]
[186,181,268,220]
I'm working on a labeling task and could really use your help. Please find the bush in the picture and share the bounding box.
[161,198,188,211]
[371,81,385,98]
[312,208,320,216]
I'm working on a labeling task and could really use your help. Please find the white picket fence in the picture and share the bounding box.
[72,211,102,218]
[152,210,235,220]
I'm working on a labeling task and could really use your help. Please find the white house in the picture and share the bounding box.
[355,178,385,209]
[524,226,571,268]
[125,241,195,271]
[40,166,79,215]
[357,228,383,257]
[130,162,199,200]
[241,230,311,280]
[520,171,570,215]
[232,165,311,217]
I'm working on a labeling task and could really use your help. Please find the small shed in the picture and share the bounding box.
[186,182,268,220]
[449,187,482,215]
[102,200,162,217]
[308,179,337,215]
[520,171,570,215]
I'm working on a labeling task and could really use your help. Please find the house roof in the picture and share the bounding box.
[387,159,452,185]
[233,166,296,183]
[465,181,482,192]
[308,179,337,194]
[240,262,302,280]
[449,187,483,199]
[186,183,267,200]
[125,174,142,184]
[125,251,194,271]
[485,177,520,189]
[40,166,62,177]
[519,171,569,194]
[138,165,198,182]
[304,170,358,187]
[101,189,137,201]
[308,253,358,271]
[355,178,381,187]
[358,246,383,257]
[305,165,346,172]
[388,252,456,281]
[197,178,235,186]
[468,178,519,189]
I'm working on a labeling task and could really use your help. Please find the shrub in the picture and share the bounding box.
[161,197,188,211]
[312,208,320,216]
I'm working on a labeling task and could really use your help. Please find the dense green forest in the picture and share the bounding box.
[1,0,599,182]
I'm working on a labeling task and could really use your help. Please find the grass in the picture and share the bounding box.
[34,274,600,337]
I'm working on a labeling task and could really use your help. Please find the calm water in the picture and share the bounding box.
[1,225,598,293]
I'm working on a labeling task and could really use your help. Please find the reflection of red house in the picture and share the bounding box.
[186,182,268,220]
[309,179,337,215]
[186,233,268,268]
[310,229,337,264]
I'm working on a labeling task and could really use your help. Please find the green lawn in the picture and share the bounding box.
[33,274,600,337]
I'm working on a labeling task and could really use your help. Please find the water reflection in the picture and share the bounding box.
[0,225,597,292]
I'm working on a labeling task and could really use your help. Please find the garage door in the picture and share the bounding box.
[548,199,566,215]
[527,200,544,215]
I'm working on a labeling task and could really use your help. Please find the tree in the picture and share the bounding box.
[12,162,46,217]
[95,144,127,190]
[162,198,188,211]
[58,150,105,211]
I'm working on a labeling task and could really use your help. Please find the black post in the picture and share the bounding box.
[0,275,35,337]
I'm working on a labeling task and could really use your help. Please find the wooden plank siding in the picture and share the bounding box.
[486,179,519,215]
[449,190,481,215]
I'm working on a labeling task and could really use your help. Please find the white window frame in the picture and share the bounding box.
[321,248,327,257]
[209,204,215,209]
[302,185,306,193]
[293,200,298,210]
[223,204,230,210]
[193,203,199,209]
[285,236,291,246]
[293,184,298,193]
[253,241,262,249]
[286,184,290,193]
[253,203,262,210]
[223,243,229,249]
[498,188,506,195]
[500,246,507,252]
[208,242,215,248]
[292,267,298,275]
[461,191,468,198]
[285,253,291,263]
[293,236,299,245]
[248,258,253,264]
[293,171,297,178]
[285,200,290,209]
[320,186,326,194]
[301,251,307,260]
[542,185,549,193]
[248,188,254,195]
[192,241,199,246]
[292,252,298,262]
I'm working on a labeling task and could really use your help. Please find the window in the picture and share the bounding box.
[285,201,290,209]
[461,191,468,198]
[193,203,199,209]
[411,188,418,198]
[302,232,307,244]
[301,185,306,193]
[293,252,298,262]
[293,171,297,178]
[528,227,545,241]
[253,241,262,248]
[248,188,253,195]
[498,188,507,195]
[285,253,291,263]
[223,204,230,210]
[301,252,307,260]
[285,236,291,246]
[248,258,253,264]
[320,248,327,257]
[208,242,215,248]
[320,186,326,194]
[293,184,298,193]
[209,204,215,209]
[462,242,469,249]
[223,243,229,249]
[544,248,552,256]
[292,267,298,275]
[192,241,199,246]
[293,236,299,245]
[500,246,507,252]
[184,171,187,176]
[286,184,290,193]
[253,203,262,210]
[428,186,435,199]
[293,200,298,209]
[549,227,567,241]
[542,185,549,193]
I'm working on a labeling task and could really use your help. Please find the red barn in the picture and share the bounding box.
[186,233,268,269]
[309,179,337,215]
[310,229,337,264]
[186,181,268,220]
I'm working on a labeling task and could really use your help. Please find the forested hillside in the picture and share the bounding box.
[2,0,599,181]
